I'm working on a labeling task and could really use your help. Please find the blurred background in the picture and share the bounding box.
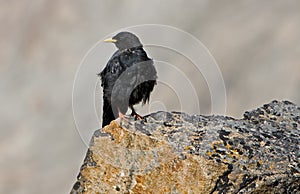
[1,0,299,193]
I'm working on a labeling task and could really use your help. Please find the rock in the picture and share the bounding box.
[70,100,300,193]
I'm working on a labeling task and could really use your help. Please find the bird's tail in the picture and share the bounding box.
[102,98,115,127]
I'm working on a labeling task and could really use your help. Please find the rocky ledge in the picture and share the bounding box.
[71,100,300,193]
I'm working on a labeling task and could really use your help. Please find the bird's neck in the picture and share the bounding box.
[120,46,143,53]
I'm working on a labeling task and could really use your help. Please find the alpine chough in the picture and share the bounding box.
[99,32,157,127]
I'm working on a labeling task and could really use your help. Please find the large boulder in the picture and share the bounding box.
[71,100,300,193]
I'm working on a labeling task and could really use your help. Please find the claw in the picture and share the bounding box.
[130,107,143,120]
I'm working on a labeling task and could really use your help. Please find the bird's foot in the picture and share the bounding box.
[131,111,144,121]
[117,111,132,126]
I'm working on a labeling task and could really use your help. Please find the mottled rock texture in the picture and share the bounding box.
[71,100,300,193]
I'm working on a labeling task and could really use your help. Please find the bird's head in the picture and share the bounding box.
[104,31,142,50]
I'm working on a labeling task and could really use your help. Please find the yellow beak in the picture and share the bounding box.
[103,38,117,43]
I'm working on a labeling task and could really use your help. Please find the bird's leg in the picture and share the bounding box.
[117,107,127,122]
[130,106,143,120]
[116,108,126,126]
[118,110,125,119]
[117,108,130,125]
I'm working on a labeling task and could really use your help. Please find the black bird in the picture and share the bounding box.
[99,32,157,127]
